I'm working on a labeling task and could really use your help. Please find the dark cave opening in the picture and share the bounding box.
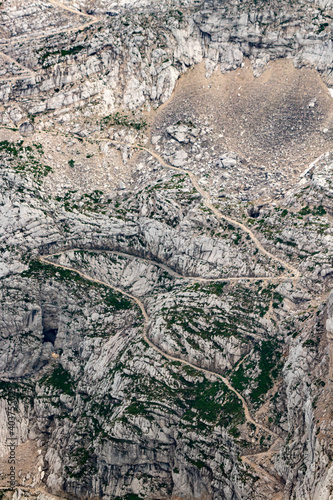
[43,328,58,345]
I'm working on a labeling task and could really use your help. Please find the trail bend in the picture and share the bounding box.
[46,0,97,18]
[44,247,293,284]
[0,0,99,48]
[38,253,284,490]
[39,253,276,436]
[0,51,35,77]
[106,139,301,281]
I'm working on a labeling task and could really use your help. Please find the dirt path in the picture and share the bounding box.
[0,74,35,83]
[47,0,96,18]
[0,51,36,82]
[241,438,284,487]
[135,143,300,279]
[0,0,99,84]
[35,133,301,494]
[39,253,283,492]
[5,125,295,493]
[46,247,292,284]
[0,51,35,75]
[39,254,277,437]
[102,138,300,281]
[0,0,99,49]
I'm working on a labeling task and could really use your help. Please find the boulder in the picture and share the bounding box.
[19,121,34,137]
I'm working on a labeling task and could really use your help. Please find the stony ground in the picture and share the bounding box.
[0,0,332,499]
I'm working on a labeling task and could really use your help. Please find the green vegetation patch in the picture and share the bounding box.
[104,289,132,310]
[303,337,320,348]
[121,363,244,432]
[102,112,147,130]
[299,205,326,217]
[61,45,85,57]
[119,174,199,227]
[312,205,326,216]
[231,339,283,407]
[54,189,111,213]
[200,282,227,296]
[23,259,88,284]
[0,140,23,156]
[23,259,135,313]
[167,9,184,22]
[181,377,245,428]
[40,45,85,63]
[0,140,52,183]
[317,22,329,33]
[145,174,187,192]
[250,340,283,405]
[126,401,150,416]
[65,445,98,479]
[231,362,252,393]
[41,365,75,395]
[183,381,221,423]
[162,284,268,342]
[0,380,33,401]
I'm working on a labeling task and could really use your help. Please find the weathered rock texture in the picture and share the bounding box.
[0,0,332,499]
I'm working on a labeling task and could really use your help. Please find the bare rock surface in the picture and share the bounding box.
[0,0,332,499]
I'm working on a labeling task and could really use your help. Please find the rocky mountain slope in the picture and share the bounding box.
[0,0,332,499]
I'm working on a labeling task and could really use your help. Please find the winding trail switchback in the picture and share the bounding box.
[0,0,99,49]
[0,51,35,82]
[47,248,292,284]
[39,253,277,437]
[106,139,301,281]
[39,252,283,490]
[28,130,300,491]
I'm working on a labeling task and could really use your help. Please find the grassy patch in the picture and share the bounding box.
[40,45,84,63]
[181,376,245,428]
[168,9,184,22]
[0,380,33,401]
[65,445,98,479]
[102,112,147,130]
[54,189,109,213]
[23,259,135,312]
[303,338,320,348]
[61,45,85,57]
[202,282,227,296]
[231,362,252,392]
[231,339,283,406]
[104,290,132,310]
[299,205,326,217]
[250,340,282,405]
[125,401,150,416]
[163,288,267,341]
[41,365,74,395]
[0,141,52,183]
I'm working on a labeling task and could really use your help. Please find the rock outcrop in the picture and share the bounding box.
[0,0,332,499]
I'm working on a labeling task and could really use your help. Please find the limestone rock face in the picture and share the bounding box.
[0,0,332,499]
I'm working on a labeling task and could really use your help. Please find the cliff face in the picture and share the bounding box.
[0,0,332,499]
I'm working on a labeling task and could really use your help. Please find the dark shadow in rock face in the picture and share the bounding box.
[153,59,333,173]
[43,328,58,345]
[42,305,59,345]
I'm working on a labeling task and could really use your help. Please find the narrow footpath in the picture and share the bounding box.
[39,253,284,491]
